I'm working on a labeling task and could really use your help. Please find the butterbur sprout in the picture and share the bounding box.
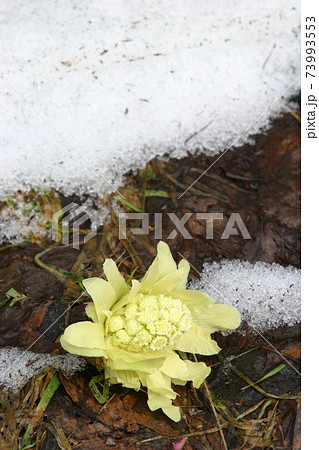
[60,241,241,421]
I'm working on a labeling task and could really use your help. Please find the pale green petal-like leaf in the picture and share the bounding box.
[105,368,140,390]
[160,352,210,388]
[171,378,188,386]
[60,322,107,358]
[170,289,215,314]
[60,339,107,358]
[147,389,172,410]
[144,269,185,295]
[108,357,166,374]
[85,302,98,323]
[128,279,141,300]
[162,405,181,422]
[184,360,211,388]
[140,241,177,288]
[171,324,221,355]
[160,351,190,379]
[82,278,116,323]
[174,259,190,291]
[111,279,141,312]
[103,259,129,300]
[102,310,113,334]
[194,304,241,333]
[105,337,167,365]
[144,371,177,399]
[147,384,181,422]
[136,371,147,387]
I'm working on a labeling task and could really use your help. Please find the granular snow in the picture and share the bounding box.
[0,0,300,200]
[0,347,86,391]
[190,260,301,332]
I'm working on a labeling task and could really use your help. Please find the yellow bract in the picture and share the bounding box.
[60,241,241,421]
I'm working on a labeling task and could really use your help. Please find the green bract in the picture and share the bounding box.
[60,241,241,421]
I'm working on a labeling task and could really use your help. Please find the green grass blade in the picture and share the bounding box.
[115,196,143,213]
[21,372,61,448]
[89,374,110,404]
[242,364,286,390]
[36,372,61,410]
[20,426,34,450]
[259,399,273,418]
[127,267,138,284]
[144,189,169,198]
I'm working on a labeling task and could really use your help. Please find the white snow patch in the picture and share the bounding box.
[0,192,109,243]
[189,260,301,332]
[0,347,86,391]
[0,194,48,243]
[0,0,300,200]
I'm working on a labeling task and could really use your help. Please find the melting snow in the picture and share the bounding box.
[1,0,300,200]
[0,347,86,391]
[190,260,301,332]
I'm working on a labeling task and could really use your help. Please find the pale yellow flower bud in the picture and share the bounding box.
[108,315,125,332]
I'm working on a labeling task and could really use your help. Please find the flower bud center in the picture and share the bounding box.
[110,293,192,352]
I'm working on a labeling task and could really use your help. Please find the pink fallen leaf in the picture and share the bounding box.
[173,437,187,450]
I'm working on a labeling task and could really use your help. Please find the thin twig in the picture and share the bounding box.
[34,246,66,283]
[230,364,300,400]
[138,423,228,444]
[184,117,215,145]
[236,399,268,420]
[193,354,228,450]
